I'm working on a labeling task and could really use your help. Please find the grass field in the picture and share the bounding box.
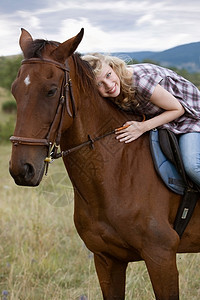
[0,144,200,300]
[0,86,200,299]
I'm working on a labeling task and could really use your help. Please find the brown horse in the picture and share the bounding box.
[9,28,200,300]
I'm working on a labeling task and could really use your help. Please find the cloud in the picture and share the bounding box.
[136,14,166,26]
[0,0,200,56]
[0,15,21,55]
[17,11,41,29]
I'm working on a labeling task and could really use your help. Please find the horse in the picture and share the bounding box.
[9,28,200,300]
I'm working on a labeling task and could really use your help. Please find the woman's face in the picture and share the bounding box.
[95,63,120,98]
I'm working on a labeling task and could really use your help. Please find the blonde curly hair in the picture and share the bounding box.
[82,53,137,110]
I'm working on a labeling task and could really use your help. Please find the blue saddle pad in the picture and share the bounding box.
[150,129,185,195]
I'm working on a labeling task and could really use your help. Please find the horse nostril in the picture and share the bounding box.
[24,163,35,181]
[9,162,37,186]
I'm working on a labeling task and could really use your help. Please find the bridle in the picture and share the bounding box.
[10,57,146,176]
[10,57,77,174]
[9,57,117,175]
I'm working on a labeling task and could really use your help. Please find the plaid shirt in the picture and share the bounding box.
[130,63,200,134]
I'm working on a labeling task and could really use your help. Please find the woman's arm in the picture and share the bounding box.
[115,84,185,143]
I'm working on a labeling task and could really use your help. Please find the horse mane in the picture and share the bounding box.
[26,39,98,97]
[72,53,99,97]
[25,39,60,59]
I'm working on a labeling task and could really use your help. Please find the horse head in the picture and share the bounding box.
[9,28,84,186]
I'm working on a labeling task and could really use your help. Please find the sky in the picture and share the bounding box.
[1,0,200,56]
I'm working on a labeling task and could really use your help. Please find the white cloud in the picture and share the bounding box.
[17,11,41,29]
[0,0,200,56]
[51,18,111,53]
[42,0,151,13]
[136,14,165,26]
[0,16,21,55]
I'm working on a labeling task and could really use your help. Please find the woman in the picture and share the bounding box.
[82,53,200,187]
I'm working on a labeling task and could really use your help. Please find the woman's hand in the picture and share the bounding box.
[115,121,145,143]
[115,84,185,144]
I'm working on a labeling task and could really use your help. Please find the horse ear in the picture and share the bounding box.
[19,28,33,57]
[52,28,84,63]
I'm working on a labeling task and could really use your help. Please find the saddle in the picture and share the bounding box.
[150,129,200,238]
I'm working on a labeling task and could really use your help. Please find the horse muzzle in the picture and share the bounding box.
[9,161,37,186]
[9,142,47,186]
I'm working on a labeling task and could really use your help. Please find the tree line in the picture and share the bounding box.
[0,55,200,91]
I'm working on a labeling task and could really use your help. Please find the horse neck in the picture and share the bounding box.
[61,58,150,206]
[70,92,131,145]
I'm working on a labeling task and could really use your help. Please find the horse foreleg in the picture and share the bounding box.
[144,249,179,300]
[94,253,128,300]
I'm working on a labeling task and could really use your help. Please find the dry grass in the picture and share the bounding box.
[0,144,200,299]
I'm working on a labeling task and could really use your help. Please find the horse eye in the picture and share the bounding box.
[47,88,57,97]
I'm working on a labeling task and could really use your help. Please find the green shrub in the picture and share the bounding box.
[0,117,15,143]
[0,55,22,90]
[2,100,17,113]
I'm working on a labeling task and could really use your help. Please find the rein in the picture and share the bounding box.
[54,129,116,158]
[55,123,144,158]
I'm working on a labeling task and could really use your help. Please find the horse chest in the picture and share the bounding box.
[74,207,139,260]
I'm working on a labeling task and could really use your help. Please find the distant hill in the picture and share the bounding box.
[112,42,200,73]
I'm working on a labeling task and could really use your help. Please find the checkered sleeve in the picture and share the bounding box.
[136,74,163,101]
